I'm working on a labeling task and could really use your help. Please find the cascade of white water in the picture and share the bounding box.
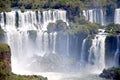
[1,9,111,73]
[42,10,67,31]
[52,32,57,54]
[36,31,44,56]
[80,39,86,62]
[114,36,120,67]
[43,32,49,54]
[88,29,107,71]
[0,12,5,28]
[6,31,29,72]
[114,8,120,24]
[18,11,37,31]
[83,9,105,26]
[5,11,16,31]
[0,9,68,73]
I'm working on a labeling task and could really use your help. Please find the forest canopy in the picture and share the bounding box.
[0,0,119,12]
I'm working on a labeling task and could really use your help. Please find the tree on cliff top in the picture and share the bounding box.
[0,0,11,12]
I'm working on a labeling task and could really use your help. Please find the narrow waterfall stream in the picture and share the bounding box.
[114,36,120,67]
[80,38,86,63]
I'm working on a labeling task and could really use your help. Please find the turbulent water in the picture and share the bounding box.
[0,8,120,79]
[0,9,69,73]
[88,29,107,71]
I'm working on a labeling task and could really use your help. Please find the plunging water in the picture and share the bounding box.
[83,9,105,26]
[114,9,120,24]
[80,39,86,63]
[114,36,120,67]
[114,8,120,67]
[0,9,109,80]
[0,9,69,73]
[88,29,107,72]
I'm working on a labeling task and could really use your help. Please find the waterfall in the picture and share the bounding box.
[0,8,115,74]
[112,8,120,66]
[52,32,57,54]
[18,11,37,31]
[88,29,107,71]
[42,10,67,31]
[114,8,120,24]
[80,39,86,63]
[83,9,105,26]
[3,11,16,31]
[0,12,5,28]
[114,36,120,67]
[66,34,69,56]
[0,9,68,73]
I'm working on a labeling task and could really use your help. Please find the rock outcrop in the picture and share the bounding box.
[0,44,11,72]
[100,67,120,80]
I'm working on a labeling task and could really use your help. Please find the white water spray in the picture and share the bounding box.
[0,9,68,73]
[88,29,107,71]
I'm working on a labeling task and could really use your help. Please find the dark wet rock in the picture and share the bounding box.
[100,67,120,80]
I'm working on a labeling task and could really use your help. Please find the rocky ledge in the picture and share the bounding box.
[100,67,120,80]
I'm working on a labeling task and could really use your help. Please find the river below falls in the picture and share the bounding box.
[13,70,110,80]
[32,72,109,80]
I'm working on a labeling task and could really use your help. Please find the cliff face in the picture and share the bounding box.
[100,67,120,80]
[0,51,11,71]
[105,35,120,68]
[0,44,11,71]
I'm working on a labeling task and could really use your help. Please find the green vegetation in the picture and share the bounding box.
[0,72,47,80]
[100,67,120,80]
[0,0,11,12]
[105,23,120,35]
[9,0,118,9]
[47,17,102,35]
[0,0,119,12]
[0,44,10,53]
[69,21,101,35]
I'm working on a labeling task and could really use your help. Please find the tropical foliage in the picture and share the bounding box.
[0,0,119,12]
[106,23,120,34]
